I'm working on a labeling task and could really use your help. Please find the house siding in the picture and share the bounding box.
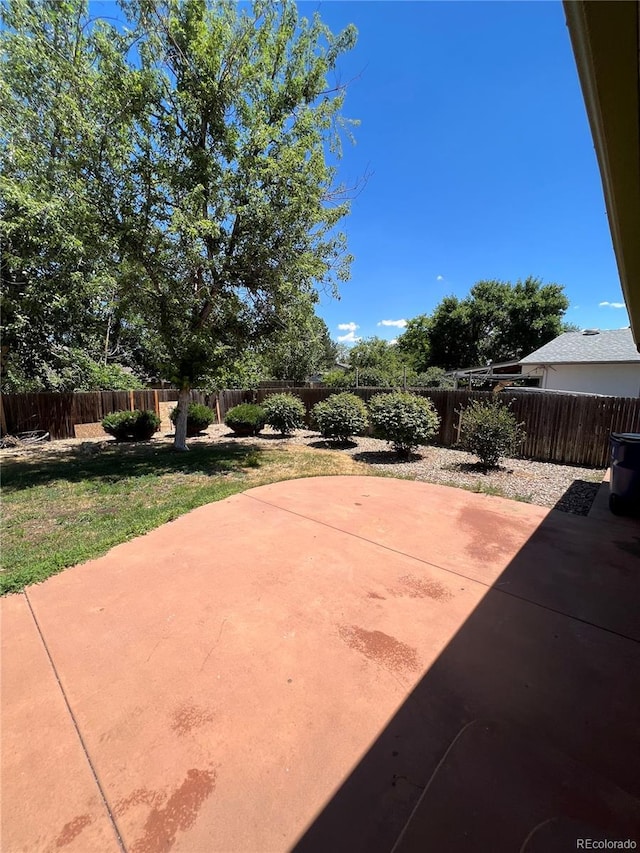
[533,362,640,396]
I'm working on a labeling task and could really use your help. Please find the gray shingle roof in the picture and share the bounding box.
[520,328,640,364]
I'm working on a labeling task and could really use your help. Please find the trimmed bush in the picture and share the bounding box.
[169,402,215,436]
[225,403,266,436]
[459,399,525,468]
[368,392,440,458]
[312,393,368,442]
[262,393,306,436]
[102,409,160,442]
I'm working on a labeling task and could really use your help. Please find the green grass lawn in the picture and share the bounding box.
[1,440,374,594]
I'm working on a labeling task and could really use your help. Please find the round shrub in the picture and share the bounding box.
[459,399,525,468]
[169,402,215,436]
[225,403,266,436]
[368,392,440,458]
[262,393,306,436]
[312,393,368,442]
[101,409,160,442]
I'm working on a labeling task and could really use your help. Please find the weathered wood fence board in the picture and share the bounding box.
[3,387,640,466]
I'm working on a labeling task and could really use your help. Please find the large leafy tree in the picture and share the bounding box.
[398,277,570,371]
[91,0,357,448]
[1,0,358,439]
[261,297,337,381]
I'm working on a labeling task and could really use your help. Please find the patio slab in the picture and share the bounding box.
[0,595,121,853]
[2,476,639,852]
[247,476,640,639]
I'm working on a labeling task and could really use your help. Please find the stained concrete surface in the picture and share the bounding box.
[2,477,639,852]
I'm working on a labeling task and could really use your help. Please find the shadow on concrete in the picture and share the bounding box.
[291,504,640,852]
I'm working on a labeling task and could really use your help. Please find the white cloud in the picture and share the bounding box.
[436,275,444,281]
[337,330,361,343]
[377,319,407,328]
[337,322,359,332]
[389,338,398,346]
[599,301,626,308]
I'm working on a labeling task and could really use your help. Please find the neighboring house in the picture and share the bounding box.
[520,328,640,397]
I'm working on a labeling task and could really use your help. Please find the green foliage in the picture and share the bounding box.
[322,336,424,388]
[2,348,144,393]
[263,296,338,381]
[412,367,451,388]
[78,360,143,392]
[348,337,405,385]
[169,403,215,436]
[396,315,432,372]
[312,392,368,441]
[459,400,526,468]
[397,278,570,370]
[353,367,390,387]
[0,0,158,390]
[101,410,160,442]
[262,393,306,436]
[323,368,352,388]
[209,351,267,391]
[368,392,440,458]
[224,403,266,436]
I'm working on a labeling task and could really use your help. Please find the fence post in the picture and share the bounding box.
[153,389,159,417]
[129,390,135,412]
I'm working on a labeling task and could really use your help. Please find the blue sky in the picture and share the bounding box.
[298,1,630,345]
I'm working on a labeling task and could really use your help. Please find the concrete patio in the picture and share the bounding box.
[2,476,639,852]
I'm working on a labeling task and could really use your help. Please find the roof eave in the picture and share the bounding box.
[563,0,640,351]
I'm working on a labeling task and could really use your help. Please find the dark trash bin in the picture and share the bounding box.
[609,432,640,516]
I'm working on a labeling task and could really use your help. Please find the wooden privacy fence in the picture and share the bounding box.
[3,386,640,466]
[1,388,180,440]
[0,388,221,440]
[217,387,640,468]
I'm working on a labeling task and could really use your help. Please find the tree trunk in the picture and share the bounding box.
[174,387,190,452]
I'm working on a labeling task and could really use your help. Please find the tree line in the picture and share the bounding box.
[327,277,577,388]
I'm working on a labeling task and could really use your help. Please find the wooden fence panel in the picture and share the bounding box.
[2,387,640,464]
[243,386,640,468]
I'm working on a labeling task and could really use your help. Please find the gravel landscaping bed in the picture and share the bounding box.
[204,424,605,515]
[1,423,606,516]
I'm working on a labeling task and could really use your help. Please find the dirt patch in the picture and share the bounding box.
[74,422,108,439]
